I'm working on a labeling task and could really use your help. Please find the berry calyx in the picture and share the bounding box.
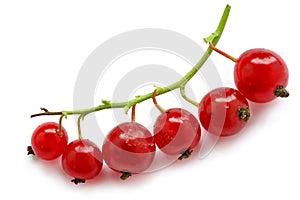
[27,146,35,155]
[199,87,250,137]
[30,122,68,160]
[178,149,193,160]
[274,85,290,98]
[238,107,250,122]
[234,48,289,103]
[120,172,132,180]
[71,178,86,185]
[61,139,103,183]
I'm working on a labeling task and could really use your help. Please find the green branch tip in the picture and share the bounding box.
[204,4,231,45]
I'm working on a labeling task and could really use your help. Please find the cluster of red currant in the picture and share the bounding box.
[27,5,289,184]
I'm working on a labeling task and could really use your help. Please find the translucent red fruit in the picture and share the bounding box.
[31,122,68,160]
[153,108,201,156]
[61,139,103,181]
[102,122,156,179]
[234,48,289,103]
[199,87,250,137]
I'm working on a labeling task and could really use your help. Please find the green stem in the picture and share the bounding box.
[30,5,231,118]
[77,115,84,140]
[180,86,199,107]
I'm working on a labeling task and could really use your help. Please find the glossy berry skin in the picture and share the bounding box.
[31,122,68,160]
[199,87,250,137]
[234,48,289,103]
[61,139,103,180]
[102,122,156,175]
[153,108,201,155]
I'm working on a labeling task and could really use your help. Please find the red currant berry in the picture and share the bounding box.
[31,122,68,160]
[102,122,156,180]
[199,87,250,137]
[234,48,289,103]
[153,108,201,157]
[61,139,103,182]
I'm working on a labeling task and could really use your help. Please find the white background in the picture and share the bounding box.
[1,0,299,199]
